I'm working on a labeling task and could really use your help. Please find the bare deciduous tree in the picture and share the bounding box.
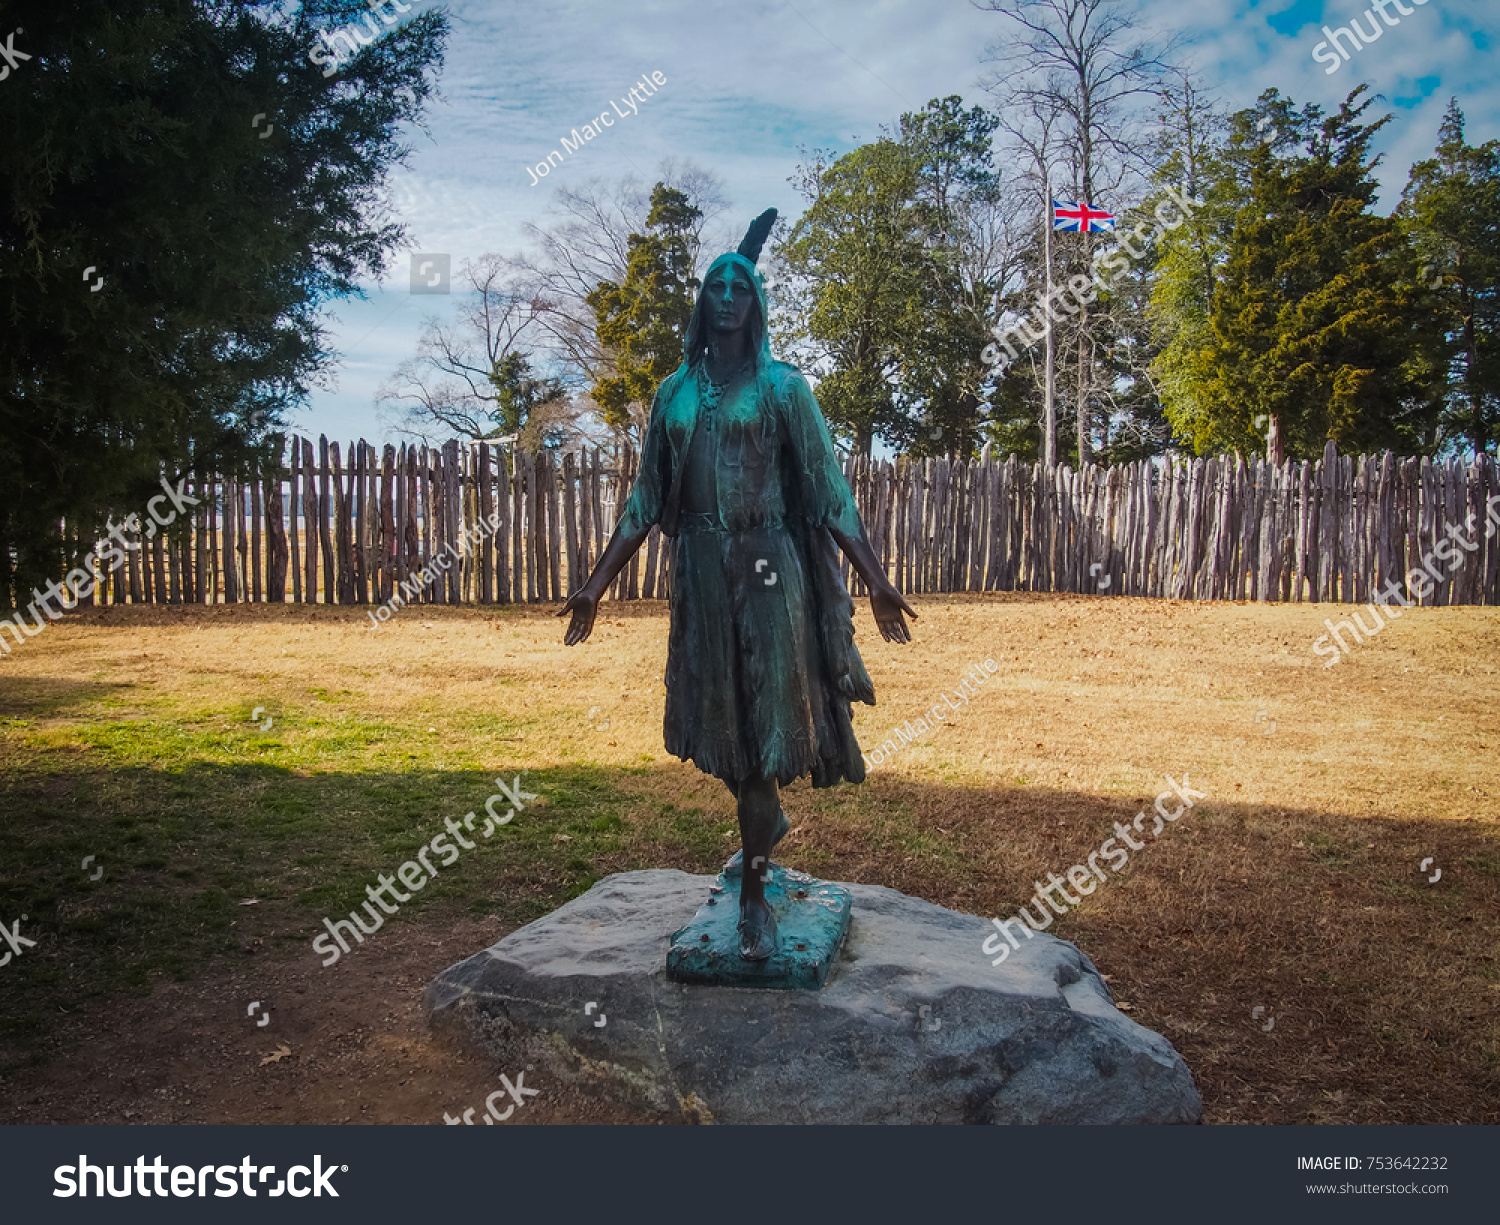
[517,163,731,405]
[377,254,593,450]
[980,0,1184,465]
[379,163,732,454]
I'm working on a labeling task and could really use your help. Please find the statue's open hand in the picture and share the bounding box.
[559,589,598,645]
[870,584,915,644]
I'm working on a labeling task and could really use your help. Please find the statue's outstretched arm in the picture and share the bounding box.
[563,386,672,644]
[779,373,915,645]
[559,522,651,645]
[828,524,916,645]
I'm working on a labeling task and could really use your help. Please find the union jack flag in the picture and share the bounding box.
[1053,199,1115,233]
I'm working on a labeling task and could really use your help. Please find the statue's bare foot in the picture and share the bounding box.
[737,896,779,961]
[724,808,791,876]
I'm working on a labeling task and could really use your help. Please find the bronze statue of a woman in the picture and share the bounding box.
[561,209,914,962]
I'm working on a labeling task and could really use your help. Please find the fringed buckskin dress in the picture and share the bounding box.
[615,253,875,789]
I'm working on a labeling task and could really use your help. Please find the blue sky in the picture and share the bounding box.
[298,0,1498,447]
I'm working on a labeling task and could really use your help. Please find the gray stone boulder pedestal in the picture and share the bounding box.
[424,869,1203,1125]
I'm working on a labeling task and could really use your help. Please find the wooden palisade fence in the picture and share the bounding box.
[844,441,1500,607]
[33,437,1500,610]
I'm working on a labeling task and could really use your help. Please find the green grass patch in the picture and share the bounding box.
[0,697,692,1072]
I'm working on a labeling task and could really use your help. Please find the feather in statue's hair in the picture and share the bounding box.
[735,208,778,265]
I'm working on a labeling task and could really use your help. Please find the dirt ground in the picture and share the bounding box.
[0,592,1496,1125]
[0,909,648,1125]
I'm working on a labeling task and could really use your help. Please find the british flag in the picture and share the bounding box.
[1052,199,1115,233]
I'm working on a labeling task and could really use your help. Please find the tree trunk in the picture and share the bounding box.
[1462,284,1484,454]
[1076,295,1092,466]
[1267,413,1285,466]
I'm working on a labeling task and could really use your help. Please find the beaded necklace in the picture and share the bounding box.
[699,352,754,429]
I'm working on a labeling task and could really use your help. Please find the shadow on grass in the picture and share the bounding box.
[0,677,134,720]
[0,750,1497,1122]
[24,600,670,629]
[0,758,724,1064]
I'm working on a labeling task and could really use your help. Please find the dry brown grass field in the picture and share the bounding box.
[0,592,1496,1125]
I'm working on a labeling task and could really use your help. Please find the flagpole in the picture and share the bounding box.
[1042,169,1057,470]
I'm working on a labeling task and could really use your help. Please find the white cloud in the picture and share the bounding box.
[300,0,1497,445]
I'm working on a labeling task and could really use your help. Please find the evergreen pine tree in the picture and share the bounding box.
[0,0,446,601]
[1399,99,1500,454]
[586,184,702,432]
[1164,88,1441,459]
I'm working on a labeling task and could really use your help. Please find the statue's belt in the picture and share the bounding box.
[676,512,785,535]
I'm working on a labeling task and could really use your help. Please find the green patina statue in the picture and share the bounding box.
[562,209,914,964]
